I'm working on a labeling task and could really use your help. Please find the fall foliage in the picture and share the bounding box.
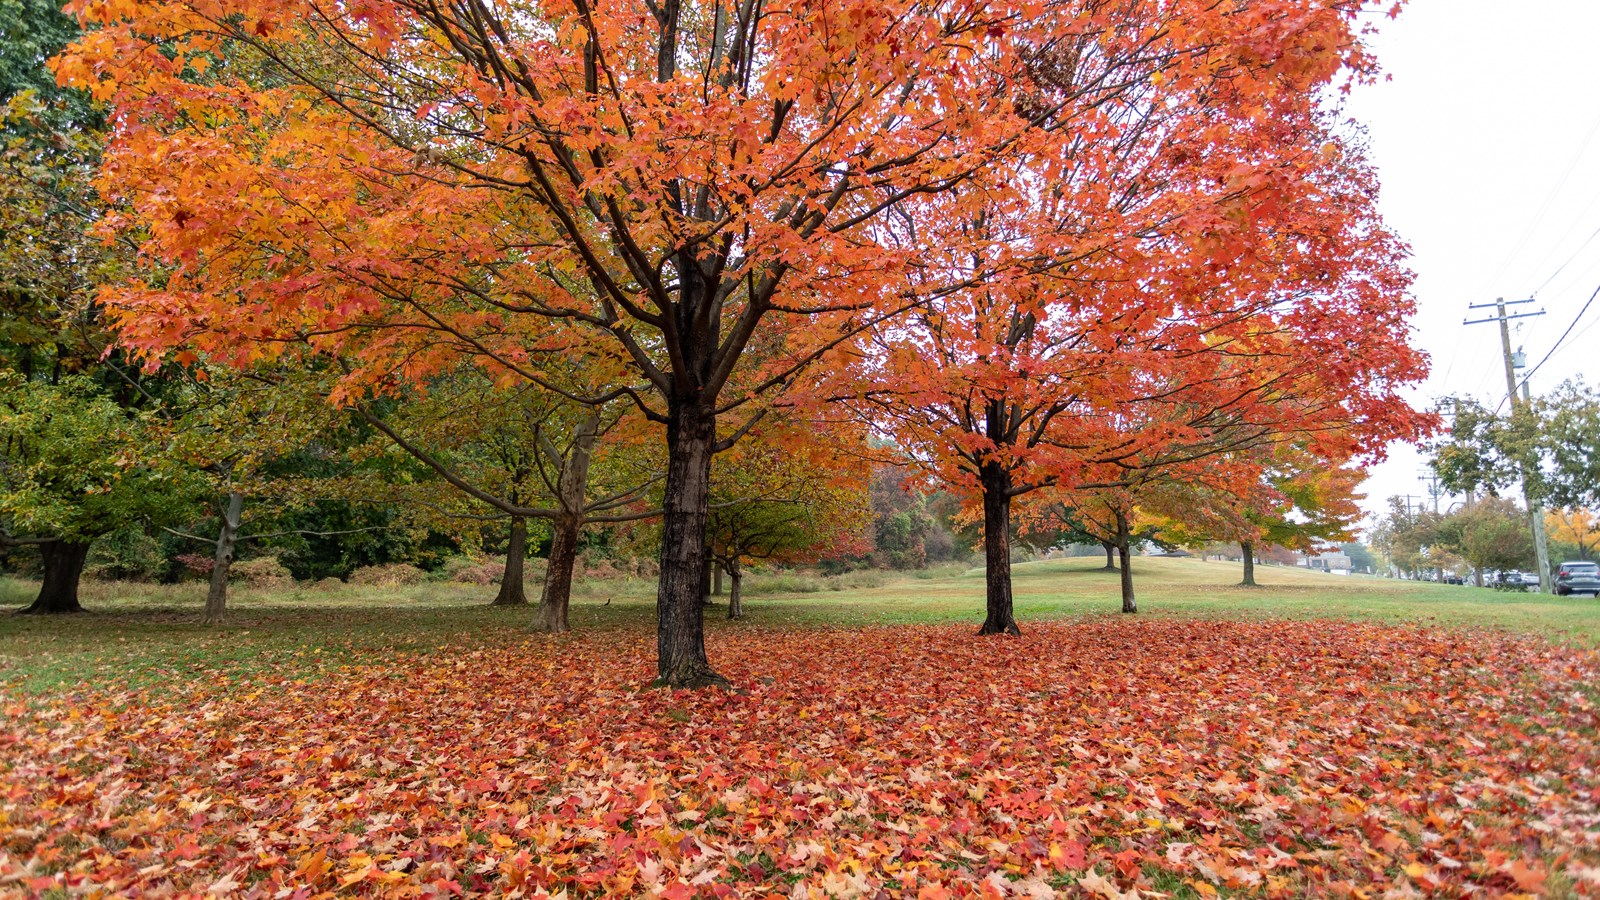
[3,620,1596,896]
[58,0,1433,679]
[1549,508,1599,561]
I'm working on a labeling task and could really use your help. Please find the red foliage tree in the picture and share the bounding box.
[63,0,1422,679]
[855,107,1432,634]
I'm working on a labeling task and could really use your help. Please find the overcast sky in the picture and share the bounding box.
[1344,0,1600,528]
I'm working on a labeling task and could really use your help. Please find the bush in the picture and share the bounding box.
[230,556,293,588]
[348,563,429,587]
[314,577,344,590]
[578,555,628,580]
[446,555,506,586]
[174,552,215,579]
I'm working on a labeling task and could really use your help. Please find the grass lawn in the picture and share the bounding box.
[1,555,1597,696]
[2,558,1599,897]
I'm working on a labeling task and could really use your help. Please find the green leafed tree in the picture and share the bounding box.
[0,375,201,612]
[1436,497,1535,580]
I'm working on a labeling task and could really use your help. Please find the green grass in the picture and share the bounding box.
[2,556,1596,696]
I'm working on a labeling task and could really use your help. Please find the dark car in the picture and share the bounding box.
[1556,561,1600,597]
[1494,570,1534,591]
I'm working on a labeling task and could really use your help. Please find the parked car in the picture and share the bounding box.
[1494,570,1536,592]
[1556,561,1600,597]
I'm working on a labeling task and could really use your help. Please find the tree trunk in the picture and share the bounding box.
[18,541,91,614]
[978,461,1020,636]
[1240,541,1258,587]
[654,403,725,688]
[1101,541,1117,570]
[536,514,578,633]
[713,563,723,596]
[1473,567,1484,588]
[1115,508,1136,614]
[494,516,530,607]
[700,557,713,606]
[203,492,244,624]
[726,560,743,620]
[531,409,599,632]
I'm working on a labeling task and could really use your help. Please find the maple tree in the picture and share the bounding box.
[60,0,1215,686]
[1149,444,1367,587]
[1240,459,1364,586]
[850,53,1430,635]
[61,0,1440,685]
[1019,488,1170,612]
[705,423,870,618]
[1548,507,1599,561]
[1016,503,1127,571]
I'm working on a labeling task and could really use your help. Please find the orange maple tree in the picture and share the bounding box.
[62,0,1424,679]
[705,419,872,619]
[854,105,1430,633]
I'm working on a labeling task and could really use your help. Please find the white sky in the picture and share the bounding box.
[1345,0,1600,529]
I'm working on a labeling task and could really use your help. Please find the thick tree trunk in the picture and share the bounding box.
[203,492,244,624]
[1115,508,1136,614]
[536,514,578,633]
[700,558,713,606]
[494,516,531,607]
[726,561,743,620]
[1101,541,1117,570]
[978,461,1020,636]
[655,404,725,688]
[1240,541,1258,587]
[713,563,723,596]
[18,541,91,614]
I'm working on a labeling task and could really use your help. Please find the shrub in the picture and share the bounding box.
[230,556,293,588]
[578,556,628,580]
[174,552,215,579]
[348,563,428,587]
[447,555,505,586]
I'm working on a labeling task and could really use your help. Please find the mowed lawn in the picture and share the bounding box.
[3,559,1600,897]
[2,556,1598,695]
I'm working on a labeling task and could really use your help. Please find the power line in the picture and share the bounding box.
[1520,280,1600,389]
[1482,107,1600,290]
[1531,221,1600,296]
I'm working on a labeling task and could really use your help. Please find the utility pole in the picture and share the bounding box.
[1418,471,1443,515]
[1465,297,1552,593]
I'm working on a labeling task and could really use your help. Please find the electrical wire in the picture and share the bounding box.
[1483,108,1600,290]
[1520,280,1600,390]
[1532,222,1600,297]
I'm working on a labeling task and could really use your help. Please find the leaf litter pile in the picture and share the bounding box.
[4,620,1599,898]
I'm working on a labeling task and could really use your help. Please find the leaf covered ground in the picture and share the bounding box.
[3,619,1599,898]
